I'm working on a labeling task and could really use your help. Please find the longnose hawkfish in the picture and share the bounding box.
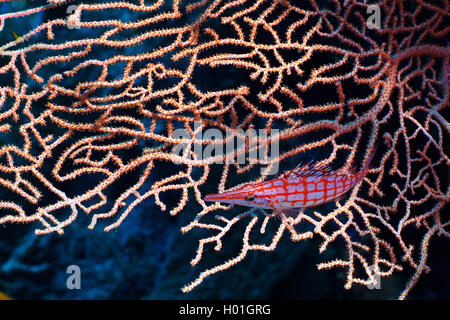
[204,146,378,231]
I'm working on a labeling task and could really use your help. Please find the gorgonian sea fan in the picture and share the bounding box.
[0,0,448,299]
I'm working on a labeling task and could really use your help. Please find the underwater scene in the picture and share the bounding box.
[0,0,448,301]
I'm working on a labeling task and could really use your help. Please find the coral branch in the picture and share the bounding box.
[0,0,448,299]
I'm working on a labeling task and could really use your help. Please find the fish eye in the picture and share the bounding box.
[246,195,257,201]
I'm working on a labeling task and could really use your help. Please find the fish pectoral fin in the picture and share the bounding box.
[276,207,313,242]
[276,207,304,225]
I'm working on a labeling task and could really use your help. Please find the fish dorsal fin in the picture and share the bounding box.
[280,160,333,180]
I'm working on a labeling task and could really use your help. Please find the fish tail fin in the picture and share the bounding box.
[345,141,379,178]
[347,161,357,175]
[363,141,380,171]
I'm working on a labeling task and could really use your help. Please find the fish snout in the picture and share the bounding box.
[204,193,224,202]
[204,190,246,203]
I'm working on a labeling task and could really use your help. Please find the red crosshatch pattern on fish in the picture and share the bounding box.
[204,146,377,223]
